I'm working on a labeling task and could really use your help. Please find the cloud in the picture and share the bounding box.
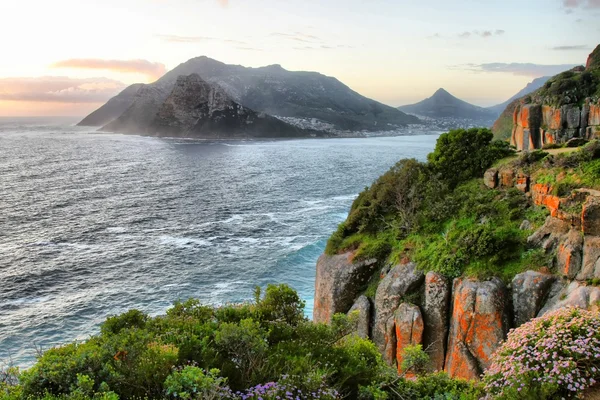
[455,62,579,77]
[0,76,126,103]
[270,32,323,43]
[157,34,248,46]
[459,29,505,39]
[52,59,166,80]
[563,0,600,8]
[552,44,590,50]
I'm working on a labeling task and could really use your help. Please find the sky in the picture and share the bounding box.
[0,0,598,116]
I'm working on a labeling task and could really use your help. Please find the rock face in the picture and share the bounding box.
[78,83,145,126]
[348,295,371,339]
[512,271,556,327]
[80,56,419,132]
[577,236,600,280]
[394,303,424,374]
[102,74,310,139]
[444,278,509,381]
[496,46,600,151]
[510,102,599,151]
[313,252,378,324]
[422,272,450,371]
[538,281,600,315]
[373,263,424,363]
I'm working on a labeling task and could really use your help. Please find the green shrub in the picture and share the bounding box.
[164,367,231,400]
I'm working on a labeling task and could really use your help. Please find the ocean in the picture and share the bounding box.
[0,117,439,366]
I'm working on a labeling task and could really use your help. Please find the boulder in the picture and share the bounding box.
[444,278,509,381]
[512,271,556,327]
[528,216,570,252]
[563,104,581,129]
[382,316,397,366]
[582,195,600,236]
[556,229,583,279]
[576,236,600,281]
[313,252,377,323]
[347,295,371,339]
[483,169,498,189]
[422,271,450,371]
[394,303,424,374]
[539,281,600,315]
[373,263,424,362]
[499,169,514,188]
[519,220,532,230]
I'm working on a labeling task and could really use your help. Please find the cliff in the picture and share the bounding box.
[103,74,311,139]
[314,129,600,380]
[80,56,420,133]
[495,44,600,150]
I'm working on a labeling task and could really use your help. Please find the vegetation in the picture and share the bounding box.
[535,67,600,107]
[0,284,483,400]
[484,307,600,399]
[325,128,550,281]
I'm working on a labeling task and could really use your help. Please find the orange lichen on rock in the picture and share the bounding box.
[520,106,530,129]
[394,303,424,375]
[444,278,508,381]
[532,183,560,217]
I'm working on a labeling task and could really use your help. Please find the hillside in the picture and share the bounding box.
[492,44,600,148]
[398,88,497,125]
[79,56,420,133]
[317,127,600,388]
[101,74,313,139]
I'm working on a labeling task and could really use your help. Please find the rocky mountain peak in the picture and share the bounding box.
[432,88,452,98]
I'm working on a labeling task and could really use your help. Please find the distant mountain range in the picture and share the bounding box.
[79,56,420,135]
[397,88,497,124]
[397,78,553,127]
[487,76,551,115]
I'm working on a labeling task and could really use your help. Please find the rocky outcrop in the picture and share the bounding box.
[313,252,377,324]
[394,303,424,374]
[444,278,509,381]
[348,295,371,338]
[557,229,584,279]
[501,47,600,151]
[512,271,556,327]
[422,272,450,371]
[538,281,600,315]
[577,236,600,280]
[373,263,424,364]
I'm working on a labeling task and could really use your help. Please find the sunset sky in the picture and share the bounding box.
[0,0,598,116]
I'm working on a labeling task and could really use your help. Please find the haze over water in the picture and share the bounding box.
[0,118,439,366]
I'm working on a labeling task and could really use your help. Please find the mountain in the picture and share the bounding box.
[487,76,551,116]
[101,74,315,139]
[496,44,600,150]
[79,56,420,132]
[397,88,497,125]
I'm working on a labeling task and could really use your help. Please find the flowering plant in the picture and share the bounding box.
[483,307,600,399]
[236,378,338,399]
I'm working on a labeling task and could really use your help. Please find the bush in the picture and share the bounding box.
[164,367,232,399]
[428,128,514,188]
[483,307,600,399]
